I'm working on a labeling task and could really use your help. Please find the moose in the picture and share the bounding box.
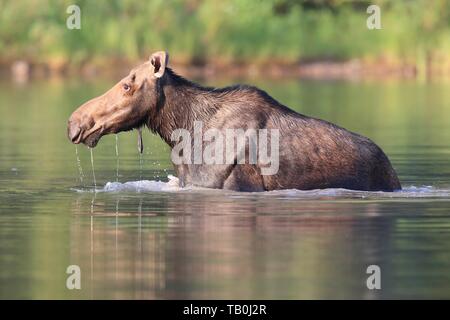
[68,51,401,192]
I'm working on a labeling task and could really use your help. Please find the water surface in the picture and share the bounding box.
[0,77,449,299]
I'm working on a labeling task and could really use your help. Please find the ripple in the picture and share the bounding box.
[71,175,450,199]
[266,185,450,199]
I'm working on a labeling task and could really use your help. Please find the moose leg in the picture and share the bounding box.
[223,165,265,192]
[173,164,191,188]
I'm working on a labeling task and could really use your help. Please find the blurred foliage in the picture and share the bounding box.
[0,0,449,65]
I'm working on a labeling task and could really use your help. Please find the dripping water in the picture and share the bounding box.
[137,127,143,154]
[75,146,85,186]
[139,153,143,182]
[115,134,119,182]
[137,128,144,191]
[89,147,97,191]
[137,153,143,193]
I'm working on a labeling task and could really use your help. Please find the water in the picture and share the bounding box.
[0,78,449,299]
[115,135,119,182]
[139,154,143,185]
[90,148,97,190]
[137,127,143,154]
[75,145,85,186]
[137,128,144,190]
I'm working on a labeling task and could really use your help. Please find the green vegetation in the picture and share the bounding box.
[0,0,449,68]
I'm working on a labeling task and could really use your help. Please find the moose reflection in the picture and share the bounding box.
[69,192,390,299]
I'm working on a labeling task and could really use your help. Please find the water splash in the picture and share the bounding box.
[101,175,181,192]
[73,179,450,199]
[89,147,97,190]
[115,135,119,182]
[75,146,85,185]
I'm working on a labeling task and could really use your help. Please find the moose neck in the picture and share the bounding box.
[146,68,219,147]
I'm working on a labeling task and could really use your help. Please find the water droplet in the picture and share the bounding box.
[75,146,85,186]
[115,134,119,182]
[137,127,143,154]
[89,147,97,191]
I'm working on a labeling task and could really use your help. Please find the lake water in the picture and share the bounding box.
[0,76,449,299]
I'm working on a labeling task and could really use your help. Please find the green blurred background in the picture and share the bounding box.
[1,0,449,77]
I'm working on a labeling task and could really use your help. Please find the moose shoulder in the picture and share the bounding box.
[68,51,401,192]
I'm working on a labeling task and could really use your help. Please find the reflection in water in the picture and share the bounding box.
[77,192,168,299]
[67,187,450,299]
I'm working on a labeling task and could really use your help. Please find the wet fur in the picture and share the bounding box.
[144,68,401,192]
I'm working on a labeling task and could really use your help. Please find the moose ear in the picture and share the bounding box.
[150,51,169,78]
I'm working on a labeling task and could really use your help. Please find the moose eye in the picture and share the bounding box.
[123,83,131,92]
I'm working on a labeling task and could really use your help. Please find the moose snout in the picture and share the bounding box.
[67,119,83,143]
[68,113,94,144]
[67,108,100,146]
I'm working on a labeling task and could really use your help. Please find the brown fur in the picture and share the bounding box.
[68,52,401,192]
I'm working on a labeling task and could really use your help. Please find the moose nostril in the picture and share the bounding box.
[68,124,82,143]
